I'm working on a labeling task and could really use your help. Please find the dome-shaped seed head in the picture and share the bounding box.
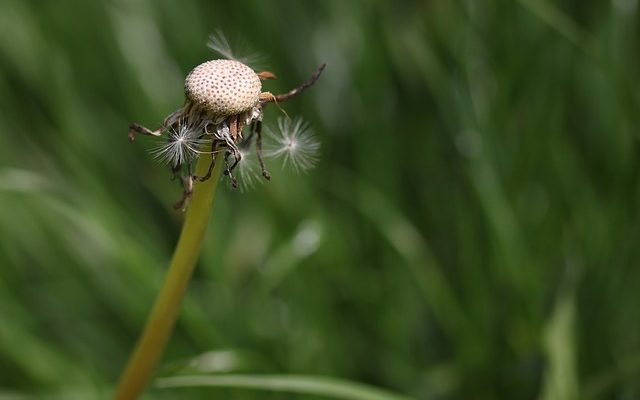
[184,59,261,117]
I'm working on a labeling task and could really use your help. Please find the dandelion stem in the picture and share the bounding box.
[114,154,225,400]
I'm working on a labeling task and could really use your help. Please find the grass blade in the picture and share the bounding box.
[156,374,415,400]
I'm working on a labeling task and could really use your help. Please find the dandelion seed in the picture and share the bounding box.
[207,30,265,69]
[234,148,263,191]
[265,117,320,172]
[150,121,208,167]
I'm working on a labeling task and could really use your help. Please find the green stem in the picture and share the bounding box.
[114,155,225,400]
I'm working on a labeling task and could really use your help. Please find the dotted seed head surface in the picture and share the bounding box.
[185,59,262,117]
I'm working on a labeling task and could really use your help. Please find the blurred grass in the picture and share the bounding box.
[0,0,639,399]
[156,374,414,400]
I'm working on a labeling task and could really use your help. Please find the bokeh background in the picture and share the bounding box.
[1,0,639,399]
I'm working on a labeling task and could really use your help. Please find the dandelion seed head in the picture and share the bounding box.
[185,59,261,117]
[265,117,320,172]
[129,34,325,206]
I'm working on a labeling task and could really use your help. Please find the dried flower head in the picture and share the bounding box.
[128,33,325,210]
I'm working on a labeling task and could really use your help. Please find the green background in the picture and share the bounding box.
[1,0,639,399]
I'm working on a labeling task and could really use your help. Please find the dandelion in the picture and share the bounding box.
[265,117,320,172]
[118,34,325,400]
